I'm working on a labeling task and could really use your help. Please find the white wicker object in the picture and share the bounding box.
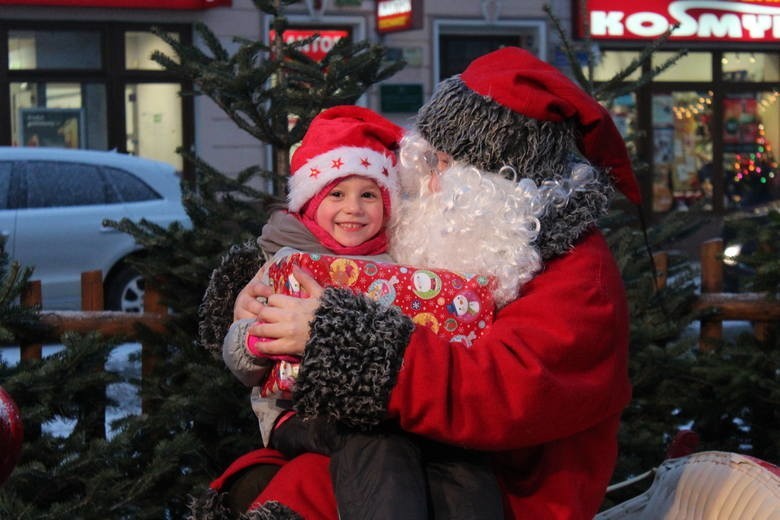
[596,451,780,520]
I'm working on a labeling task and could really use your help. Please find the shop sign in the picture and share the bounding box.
[376,0,423,34]
[0,0,230,8]
[269,28,350,62]
[576,0,780,42]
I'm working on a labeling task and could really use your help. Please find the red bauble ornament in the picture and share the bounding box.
[0,386,23,486]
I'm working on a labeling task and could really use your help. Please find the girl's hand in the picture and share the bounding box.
[249,267,324,357]
[233,265,273,322]
[233,280,273,322]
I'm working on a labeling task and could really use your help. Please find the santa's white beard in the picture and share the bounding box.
[389,160,543,308]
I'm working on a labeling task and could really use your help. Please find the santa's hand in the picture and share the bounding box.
[251,267,323,356]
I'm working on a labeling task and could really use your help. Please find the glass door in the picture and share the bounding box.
[125,83,183,171]
[651,91,714,212]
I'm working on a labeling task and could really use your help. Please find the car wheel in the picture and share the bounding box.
[105,265,145,313]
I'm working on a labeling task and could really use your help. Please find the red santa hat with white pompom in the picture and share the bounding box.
[287,106,403,214]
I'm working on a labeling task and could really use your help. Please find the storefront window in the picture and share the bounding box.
[652,52,712,82]
[125,31,179,71]
[722,92,779,210]
[722,53,780,82]
[9,82,107,149]
[651,91,713,212]
[8,30,101,70]
[125,83,183,170]
[606,93,637,140]
[588,51,640,82]
[2,23,190,175]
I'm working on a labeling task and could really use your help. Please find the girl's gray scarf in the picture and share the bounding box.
[257,210,331,256]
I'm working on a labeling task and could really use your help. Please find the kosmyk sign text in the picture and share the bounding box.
[577,0,780,42]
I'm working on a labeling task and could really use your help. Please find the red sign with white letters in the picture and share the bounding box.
[0,0,229,8]
[269,28,350,62]
[576,0,780,42]
[376,0,423,34]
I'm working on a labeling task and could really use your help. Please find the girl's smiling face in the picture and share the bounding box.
[315,176,385,247]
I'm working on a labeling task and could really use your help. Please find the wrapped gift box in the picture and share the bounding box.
[256,252,497,399]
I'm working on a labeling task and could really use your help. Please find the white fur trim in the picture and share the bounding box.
[288,146,399,212]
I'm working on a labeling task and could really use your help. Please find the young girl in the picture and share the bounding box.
[222,105,503,519]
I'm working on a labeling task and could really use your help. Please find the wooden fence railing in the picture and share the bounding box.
[7,238,780,438]
[18,271,169,361]
[653,238,780,348]
[12,270,169,439]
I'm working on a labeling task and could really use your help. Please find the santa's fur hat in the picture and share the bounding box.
[288,106,403,214]
[414,47,641,259]
[417,47,640,203]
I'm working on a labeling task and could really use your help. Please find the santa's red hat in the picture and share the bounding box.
[417,47,641,204]
[288,106,404,213]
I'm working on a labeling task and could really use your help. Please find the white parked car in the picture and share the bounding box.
[0,147,190,311]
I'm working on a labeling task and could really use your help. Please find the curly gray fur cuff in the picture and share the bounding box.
[247,501,302,520]
[293,287,414,430]
[186,490,302,520]
[198,241,263,356]
[186,489,233,520]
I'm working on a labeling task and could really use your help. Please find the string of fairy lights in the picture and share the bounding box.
[672,90,778,187]
[733,123,776,185]
[671,92,713,121]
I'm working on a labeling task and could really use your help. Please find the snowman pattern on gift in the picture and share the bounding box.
[411,270,443,299]
[450,331,478,348]
[366,275,399,307]
[447,290,482,322]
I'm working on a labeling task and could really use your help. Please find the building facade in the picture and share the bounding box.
[1,0,265,180]
[577,0,779,216]
[1,0,777,217]
[0,0,562,185]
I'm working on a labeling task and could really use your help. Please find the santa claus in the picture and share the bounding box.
[196,46,640,519]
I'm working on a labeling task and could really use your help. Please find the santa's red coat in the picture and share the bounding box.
[386,229,631,518]
[215,229,631,519]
